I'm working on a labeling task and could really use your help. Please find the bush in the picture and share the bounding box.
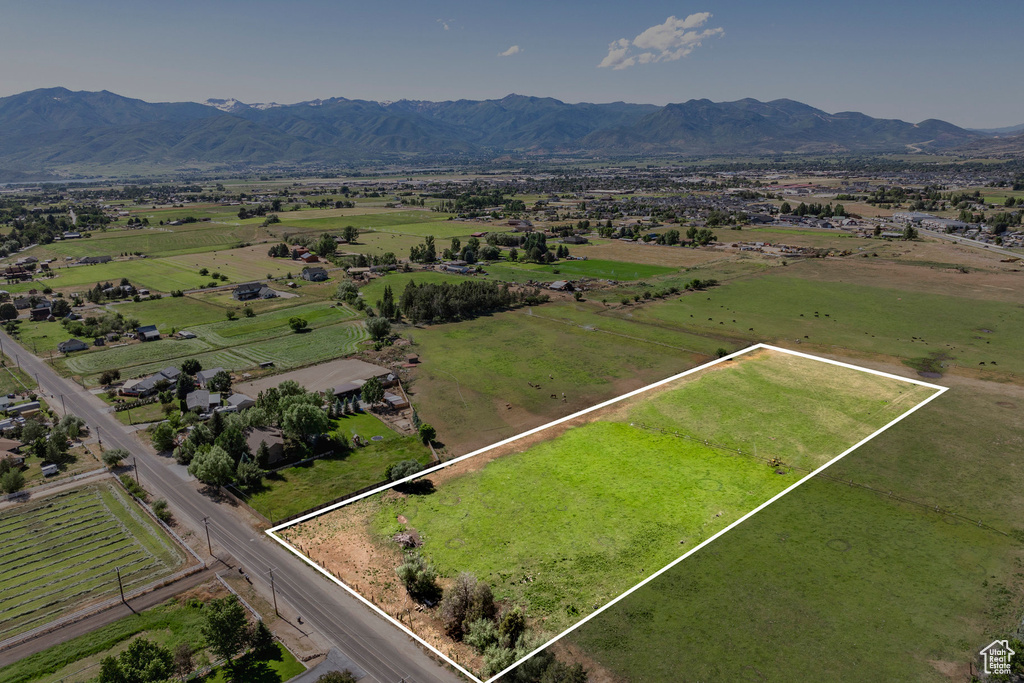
[99,369,121,386]
[385,460,423,482]
[440,572,477,639]
[395,552,439,601]
[315,672,357,683]
[119,474,148,501]
[152,498,172,523]
[464,618,500,653]
[0,469,25,494]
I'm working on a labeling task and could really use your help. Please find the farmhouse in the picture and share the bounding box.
[233,282,263,301]
[78,255,112,265]
[549,280,574,292]
[58,338,89,353]
[560,235,589,244]
[301,266,329,282]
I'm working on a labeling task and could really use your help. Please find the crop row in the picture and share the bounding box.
[0,521,122,571]
[0,528,128,588]
[0,507,108,549]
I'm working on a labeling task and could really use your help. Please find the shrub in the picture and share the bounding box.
[119,474,148,501]
[152,498,172,523]
[440,573,477,639]
[392,529,422,549]
[395,552,439,601]
[385,460,422,482]
[102,447,130,468]
[315,671,357,683]
[464,618,500,653]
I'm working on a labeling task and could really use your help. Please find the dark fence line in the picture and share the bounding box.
[634,423,1010,537]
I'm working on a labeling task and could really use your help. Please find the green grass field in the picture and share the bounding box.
[628,272,1024,374]
[569,476,1019,683]
[243,413,434,522]
[33,223,267,260]
[305,349,937,640]
[0,482,187,640]
[406,309,704,454]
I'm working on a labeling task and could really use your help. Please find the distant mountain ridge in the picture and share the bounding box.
[0,87,994,175]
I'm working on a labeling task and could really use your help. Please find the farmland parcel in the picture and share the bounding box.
[273,346,943,681]
[0,482,190,641]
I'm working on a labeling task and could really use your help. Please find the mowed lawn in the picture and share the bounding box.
[244,413,434,522]
[356,349,937,634]
[0,483,186,640]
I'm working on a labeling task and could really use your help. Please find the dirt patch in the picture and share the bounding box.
[550,638,629,683]
[996,401,1017,409]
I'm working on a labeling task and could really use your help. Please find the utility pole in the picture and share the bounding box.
[133,456,140,486]
[268,568,279,616]
[202,516,212,556]
[115,566,126,605]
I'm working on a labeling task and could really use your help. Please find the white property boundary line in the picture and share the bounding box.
[266,343,947,683]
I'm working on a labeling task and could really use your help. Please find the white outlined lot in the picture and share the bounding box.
[267,344,947,683]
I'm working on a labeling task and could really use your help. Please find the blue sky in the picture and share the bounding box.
[1,0,1021,128]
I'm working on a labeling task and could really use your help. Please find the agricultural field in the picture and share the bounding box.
[0,482,189,641]
[57,315,368,385]
[32,223,268,260]
[242,413,435,522]
[161,244,308,284]
[0,355,36,394]
[281,348,939,663]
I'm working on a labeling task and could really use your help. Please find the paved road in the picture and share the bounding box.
[1,330,463,683]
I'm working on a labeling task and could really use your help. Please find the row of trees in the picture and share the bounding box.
[397,280,548,324]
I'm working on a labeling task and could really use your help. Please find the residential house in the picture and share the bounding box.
[301,266,328,282]
[232,282,263,301]
[196,367,226,388]
[560,235,589,244]
[119,367,180,397]
[298,252,319,264]
[58,338,89,353]
[245,426,286,466]
[185,390,220,413]
[225,393,255,411]
[78,255,112,265]
[12,296,32,310]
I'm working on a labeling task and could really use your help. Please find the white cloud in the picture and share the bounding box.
[437,18,451,31]
[598,13,723,70]
[499,45,521,57]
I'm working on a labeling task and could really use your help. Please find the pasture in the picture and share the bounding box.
[293,349,937,637]
[33,223,267,260]
[628,271,1024,374]
[569,476,1018,683]
[406,309,703,454]
[0,482,188,640]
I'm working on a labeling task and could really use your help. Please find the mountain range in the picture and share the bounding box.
[0,87,1015,178]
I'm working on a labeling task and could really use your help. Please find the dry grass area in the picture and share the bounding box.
[577,239,729,267]
[790,254,1023,303]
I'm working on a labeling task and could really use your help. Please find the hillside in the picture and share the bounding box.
[0,88,990,176]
